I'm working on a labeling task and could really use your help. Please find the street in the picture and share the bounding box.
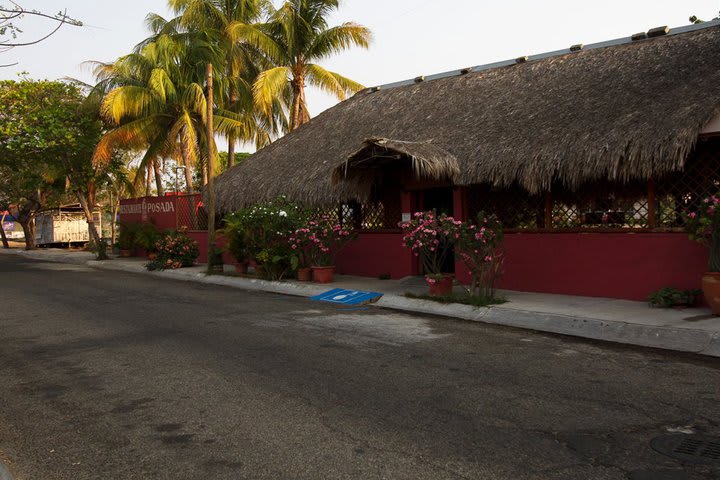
[0,254,719,479]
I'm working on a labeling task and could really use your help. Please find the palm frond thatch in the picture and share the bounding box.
[214,23,720,212]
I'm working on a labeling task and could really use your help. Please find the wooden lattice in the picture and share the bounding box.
[656,139,720,229]
[467,184,544,229]
[176,194,208,231]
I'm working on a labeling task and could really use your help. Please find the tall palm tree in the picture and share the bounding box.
[168,0,285,166]
[92,19,254,192]
[253,0,371,131]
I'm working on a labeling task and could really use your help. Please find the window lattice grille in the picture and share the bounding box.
[657,141,720,229]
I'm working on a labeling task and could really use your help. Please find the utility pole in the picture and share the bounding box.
[206,63,216,274]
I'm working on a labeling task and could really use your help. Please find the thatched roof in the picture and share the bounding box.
[215,21,720,211]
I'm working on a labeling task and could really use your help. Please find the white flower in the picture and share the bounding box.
[279,210,287,217]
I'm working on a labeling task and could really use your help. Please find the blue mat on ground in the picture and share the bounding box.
[310,288,383,306]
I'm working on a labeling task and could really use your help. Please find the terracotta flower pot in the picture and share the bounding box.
[312,266,336,283]
[427,274,454,297]
[119,249,133,258]
[235,262,248,274]
[702,272,720,315]
[297,267,312,281]
[147,251,158,261]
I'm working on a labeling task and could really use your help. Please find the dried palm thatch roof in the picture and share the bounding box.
[215,21,720,211]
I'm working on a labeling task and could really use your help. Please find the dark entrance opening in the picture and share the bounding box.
[421,187,455,274]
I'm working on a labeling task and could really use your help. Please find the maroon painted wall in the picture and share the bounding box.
[335,232,418,279]
[455,232,708,301]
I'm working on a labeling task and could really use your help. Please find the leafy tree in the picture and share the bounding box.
[253,0,371,130]
[0,79,104,251]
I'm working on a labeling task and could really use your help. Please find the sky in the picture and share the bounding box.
[2,0,720,128]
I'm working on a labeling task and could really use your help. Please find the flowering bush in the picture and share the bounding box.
[223,197,307,279]
[400,211,461,280]
[146,230,199,270]
[683,193,720,272]
[456,212,504,298]
[290,214,356,266]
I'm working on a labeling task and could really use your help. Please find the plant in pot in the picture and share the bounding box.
[208,247,224,273]
[683,194,720,314]
[117,223,137,257]
[229,197,307,280]
[134,223,161,260]
[222,213,251,273]
[400,211,460,296]
[456,212,504,299]
[292,214,356,283]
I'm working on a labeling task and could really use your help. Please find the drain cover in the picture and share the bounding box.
[650,434,720,465]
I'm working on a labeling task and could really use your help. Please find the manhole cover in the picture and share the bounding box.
[650,434,720,465]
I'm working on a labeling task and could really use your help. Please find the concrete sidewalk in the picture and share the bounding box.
[4,247,719,358]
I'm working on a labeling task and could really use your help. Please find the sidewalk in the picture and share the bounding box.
[4,247,720,358]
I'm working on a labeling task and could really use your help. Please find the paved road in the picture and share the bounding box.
[1,254,719,480]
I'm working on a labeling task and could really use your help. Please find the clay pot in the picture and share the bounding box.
[312,266,336,283]
[297,267,312,281]
[147,251,158,261]
[702,272,720,315]
[235,262,248,274]
[427,274,454,297]
[119,249,133,258]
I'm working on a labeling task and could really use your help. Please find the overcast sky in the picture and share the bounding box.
[3,0,719,128]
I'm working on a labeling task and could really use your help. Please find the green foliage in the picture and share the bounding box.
[117,223,138,250]
[223,197,307,279]
[648,287,701,308]
[134,223,162,252]
[405,292,507,308]
[682,194,720,272]
[456,212,504,298]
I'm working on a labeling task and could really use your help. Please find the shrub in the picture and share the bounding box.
[117,223,137,251]
[134,223,162,253]
[223,197,306,279]
[289,214,356,267]
[146,230,199,270]
[648,287,701,308]
[456,212,504,298]
[399,210,461,279]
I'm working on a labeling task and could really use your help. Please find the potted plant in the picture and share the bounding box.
[117,223,137,257]
[221,213,251,273]
[134,223,161,260]
[684,194,720,314]
[291,214,356,283]
[208,247,224,273]
[400,211,460,296]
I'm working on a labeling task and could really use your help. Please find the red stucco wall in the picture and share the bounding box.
[335,232,417,279]
[456,232,708,301]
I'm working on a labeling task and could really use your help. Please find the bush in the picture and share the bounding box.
[456,212,504,298]
[145,230,199,270]
[134,223,162,253]
[648,287,701,308]
[223,197,307,279]
[289,214,356,267]
[399,211,461,279]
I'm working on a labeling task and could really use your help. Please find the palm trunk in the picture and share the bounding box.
[228,135,236,168]
[290,76,311,131]
[146,167,152,196]
[153,159,164,196]
[179,142,195,194]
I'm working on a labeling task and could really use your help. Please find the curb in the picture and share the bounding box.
[85,259,720,358]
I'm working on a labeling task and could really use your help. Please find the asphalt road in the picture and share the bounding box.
[1,254,719,480]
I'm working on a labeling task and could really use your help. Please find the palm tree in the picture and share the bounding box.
[168,0,283,166]
[92,19,255,192]
[253,0,371,131]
